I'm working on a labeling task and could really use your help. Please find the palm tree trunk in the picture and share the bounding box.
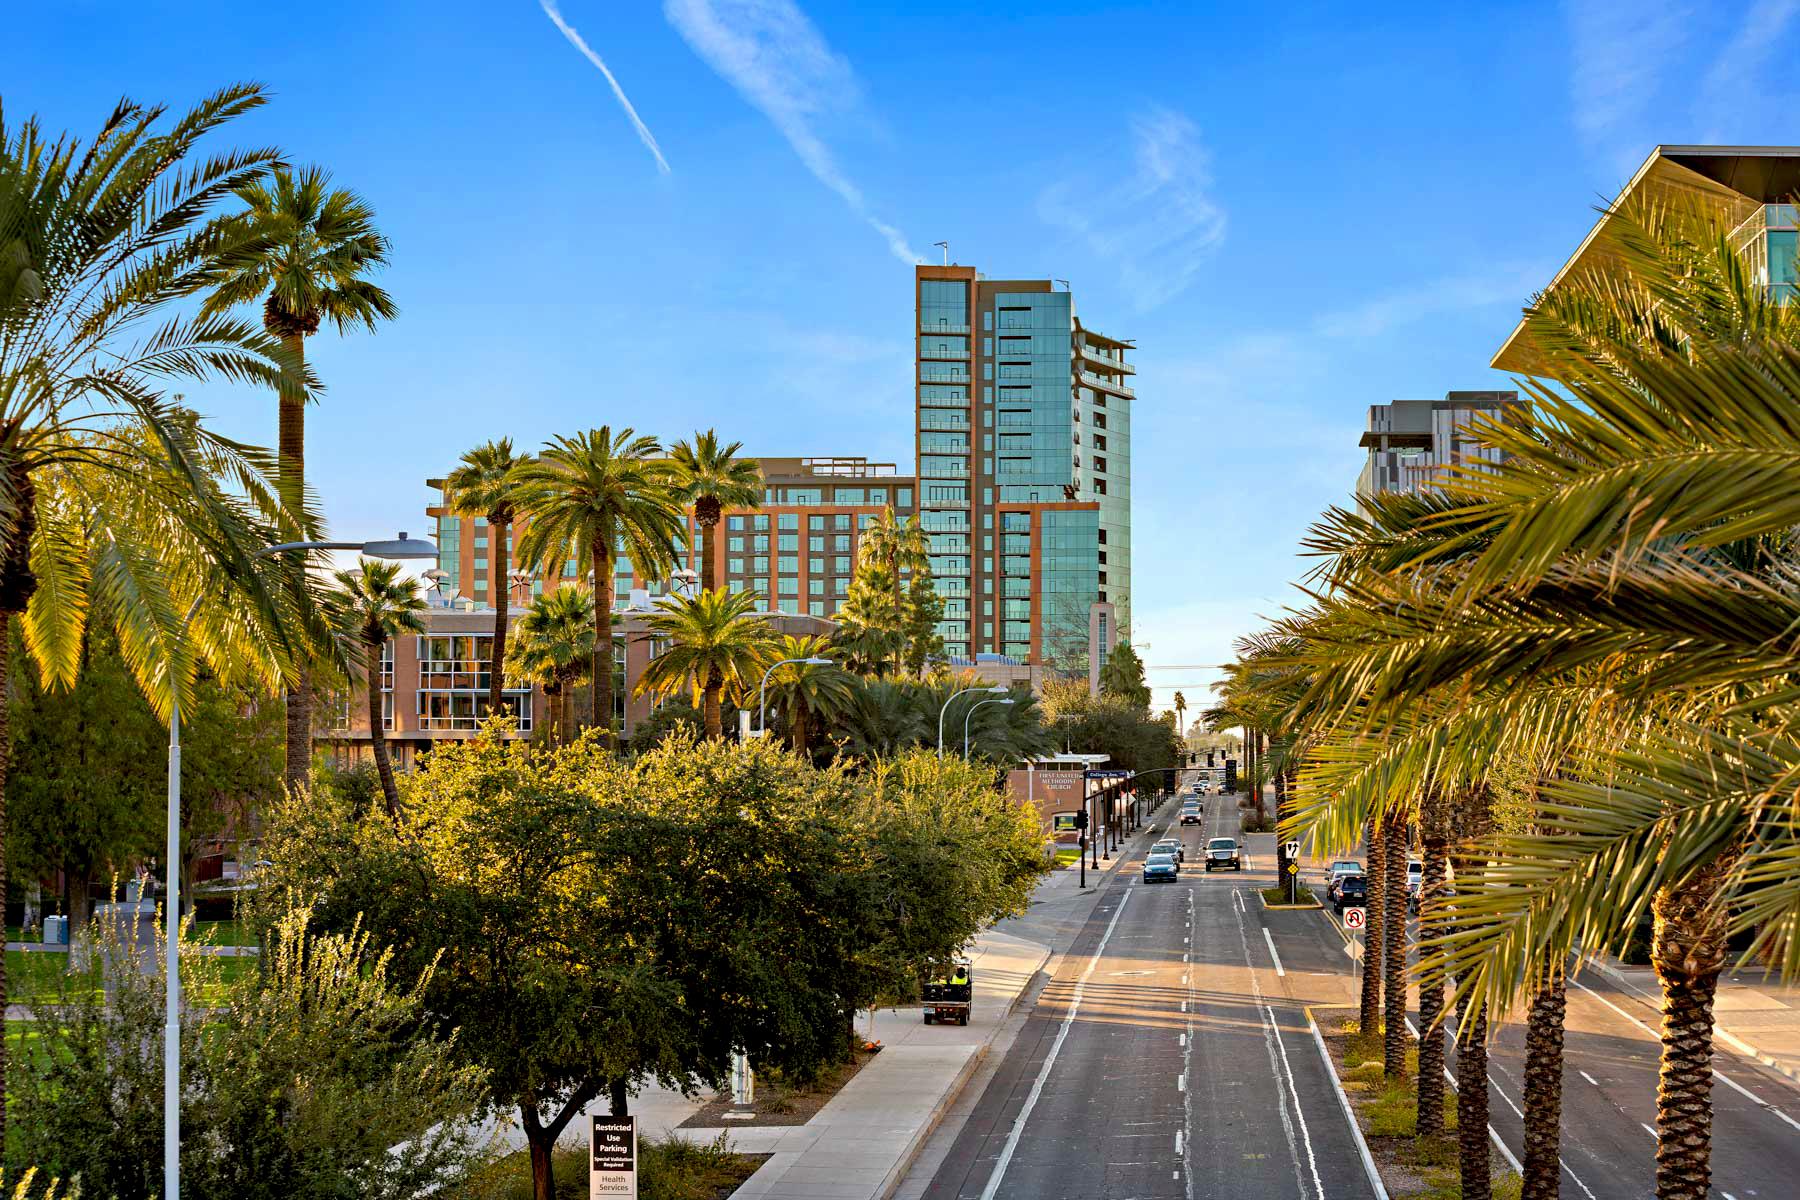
[703,669,723,740]
[1522,969,1566,1200]
[278,331,312,792]
[489,515,510,714]
[1383,808,1409,1079]
[590,540,615,746]
[1457,989,1492,1200]
[1417,789,1450,1139]
[698,508,719,594]
[793,702,810,755]
[561,681,575,748]
[1361,815,1384,1037]
[1650,852,1734,1200]
[366,638,400,819]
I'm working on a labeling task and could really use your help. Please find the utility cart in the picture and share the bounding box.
[922,960,973,1025]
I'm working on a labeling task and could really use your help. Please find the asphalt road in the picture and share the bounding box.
[917,792,1377,1200]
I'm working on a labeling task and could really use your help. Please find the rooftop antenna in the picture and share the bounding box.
[933,240,950,266]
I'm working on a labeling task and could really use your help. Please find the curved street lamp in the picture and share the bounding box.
[164,532,435,1200]
[756,655,834,738]
[963,696,1014,759]
[936,684,1007,757]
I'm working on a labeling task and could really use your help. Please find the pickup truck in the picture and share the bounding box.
[1204,837,1243,872]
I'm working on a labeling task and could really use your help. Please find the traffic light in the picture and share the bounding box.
[1073,809,1089,830]
[1224,759,1237,792]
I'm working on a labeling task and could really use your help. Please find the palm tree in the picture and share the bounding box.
[762,635,856,755]
[200,163,397,789]
[328,560,426,818]
[444,438,531,715]
[514,428,684,744]
[507,586,596,745]
[635,588,775,739]
[848,508,931,674]
[0,85,317,1138]
[668,431,761,594]
[1173,691,1187,744]
[840,678,931,756]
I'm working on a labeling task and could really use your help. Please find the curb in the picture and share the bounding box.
[873,945,1052,1200]
[1305,1005,1388,1200]
[1258,889,1322,911]
[1582,956,1800,1087]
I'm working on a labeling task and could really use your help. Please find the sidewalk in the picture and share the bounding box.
[1587,955,1800,1085]
[699,927,1051,1200]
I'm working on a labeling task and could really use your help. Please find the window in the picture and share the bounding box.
[834,515,851,531]
[727,557,744,574]
[753,515,769,531]
[834,487,866,505]
[834,535,851,552]
[809,535,825,552]
[810,600,825,616]
[809,578,824,595]
[778,556,798,573]
[834,555,851,573]
[833,577,849,596]
[1094,479,1107,495]
[778,577,799,596]
[809,515,825,531]
[1093,456,1107,472]
[752,535,769,552]
[1092,434,1107,451]
[809,557,824,573]
[728,516,745,531]
[778,533,798,552]
[778,598,799,614]
[728,536,744,553]
[778,513,798,531]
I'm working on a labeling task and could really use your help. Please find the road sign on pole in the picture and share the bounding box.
[1286,862,1299,875]
[1283,840,1300,860]
[591,1115,637,1199]
[1343,906,1366,930]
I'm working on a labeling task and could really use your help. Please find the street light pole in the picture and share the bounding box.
[962,697,1013,759]
[936,684,1006,756]
[163,533,434,1200]
[754,656,833,740]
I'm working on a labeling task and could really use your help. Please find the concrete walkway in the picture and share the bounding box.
[1588,954,1800,1084]
[699,927,1051,1200]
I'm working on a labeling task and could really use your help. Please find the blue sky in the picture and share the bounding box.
[14,0,1800,710]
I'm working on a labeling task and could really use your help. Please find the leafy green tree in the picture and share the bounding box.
[667,431,761,594]
[199,163,397,790]
[635,588,775,739]
[327,560,427,817]
[902,572,946,676]
[624,696,705,755]
[444,438,532,713]
[8,907,486,1200]
[838,509,933,676]
[763,635,856,756]
[1098,641,1151,711]
[2,86,346,1136]
[514,428,684,744]
[506,586,596,746]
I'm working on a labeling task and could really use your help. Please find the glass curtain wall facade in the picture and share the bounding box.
[916,266,1132,670]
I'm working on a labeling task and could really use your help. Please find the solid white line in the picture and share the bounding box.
[1405,1018,1522,1174]
[1178,1075,1186,1092]
[1179,1033,1186,1048]
[977,887,1134,1200]
[1263,928,1286,977]
[1573,975,1800,1134]
[1579,1070,1599,1087]
[1640,1122,1656,1139]
[1174,1130,1182,1156]
[1268,1004,1327,1200]
[1308,1015,1389,1200]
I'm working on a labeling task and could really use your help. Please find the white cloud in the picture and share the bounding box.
[1565,0,1688,148]
[1037,107,1226,310]
[540,0,672,174]
[1312,263,1547,340]
[1699,0,1800,138]
[663,0,924,264]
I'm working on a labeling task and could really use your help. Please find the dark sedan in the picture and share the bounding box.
[1142,853,1179,883]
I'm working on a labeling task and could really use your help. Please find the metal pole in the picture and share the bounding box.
[962,697,1010,759]
[936,685,989,757]
[165,687,182,1200]
[756,656,827,737]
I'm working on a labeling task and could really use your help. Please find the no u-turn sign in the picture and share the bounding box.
[1343,907,1366,930]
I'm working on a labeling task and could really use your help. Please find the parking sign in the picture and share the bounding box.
[591,1116,636,1199]
[1343,907,1366,930]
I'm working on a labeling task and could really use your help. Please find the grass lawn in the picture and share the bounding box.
[193,918,258,948]
[1259,885,1317,906]
[458,1133,764,1200]
[5,949,99,1004]
[1053,847,1081,866]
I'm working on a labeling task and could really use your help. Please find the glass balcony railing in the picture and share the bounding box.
[1079,370,1135,398]
[919,367,971,383]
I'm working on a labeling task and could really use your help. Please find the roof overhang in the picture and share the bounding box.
[1491,145,1800,373]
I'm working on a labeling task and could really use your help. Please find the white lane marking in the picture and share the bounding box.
[1640,1122,1656,1139]
[1308,1015,1390,1200]
[1263,927,1286,977]
[1174,1130,1182,1156]
[1178,1075,1186,1092]
[1180,1000,1187,1013]
[1572,975,1800,1134]
[1405,1018,1522,1174]
[1179,1033,1186,1048]
[1483,1057,1594,1200]
[1579,1070,1600,1087]
[1723,1192,1738,1200]
[1233,893,1322,1198]
[977,887,1134,1200]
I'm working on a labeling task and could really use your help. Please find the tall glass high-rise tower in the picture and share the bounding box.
[915,265,1133,672]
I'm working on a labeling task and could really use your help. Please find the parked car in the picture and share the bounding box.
[1143,853,1179,884]
[1204,837,1242,872]
[1151,838,1184,864]
[1406,860,1425,909]
[1180,804,1203,826]
[1334,874,1368,914]
[1326,860,1364,902]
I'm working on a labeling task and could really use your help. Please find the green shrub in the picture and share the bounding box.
[455,1135,752,1200]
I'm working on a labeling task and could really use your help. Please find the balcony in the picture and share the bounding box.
[919,367,971,384]
[922,495,970,510]
[919,343,970,361]
[919,414,970,432]
[1079,343,1134,375]
[1079,370,1135,399]
[919,321,970,335]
